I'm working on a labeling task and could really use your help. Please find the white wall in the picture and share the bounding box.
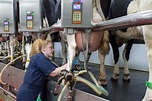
[54,42,149,72]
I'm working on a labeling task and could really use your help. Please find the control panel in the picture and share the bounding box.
[72,1,82,24]
[61,0,92,28]
[3,18,10,32]
[26,11,34,29]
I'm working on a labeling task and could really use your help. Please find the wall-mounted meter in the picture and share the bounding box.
[0,0,16,34]
[3,18,10,32]
[72,1,82,24]
[61,0,92,28]
[19,0,42,32]
[26,11,34,29]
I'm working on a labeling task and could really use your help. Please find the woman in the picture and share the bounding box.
[16,39,67,101]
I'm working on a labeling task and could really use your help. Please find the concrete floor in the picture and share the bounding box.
[54,58,148,101]
[0,57,149,101]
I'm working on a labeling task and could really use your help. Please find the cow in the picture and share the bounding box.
[107,0,138,82]
[42,0,82,67]
[96,0,145,84]
[125,0,152,100]
[64,0,110,85]
[42,0,110,85]
[100,0,152,100]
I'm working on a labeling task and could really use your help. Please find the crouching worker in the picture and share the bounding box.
[16,39,67,101]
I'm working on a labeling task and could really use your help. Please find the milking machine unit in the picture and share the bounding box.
[19,0,43,32]
[0,0,18,60]
[0,0,20,100]
[61,0,93,67]
[19,0,43,70]
[0,0,17,34]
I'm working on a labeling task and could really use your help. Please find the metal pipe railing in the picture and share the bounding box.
[40,10,152,33]
[92,10,152,31]
[0,86,16,100]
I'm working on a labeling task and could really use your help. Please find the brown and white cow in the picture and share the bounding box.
[65,0,110,85]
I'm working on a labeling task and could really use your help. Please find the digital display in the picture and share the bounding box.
[81,0,84,2]
[4,21,9,25]
[71,0,84,2]
[27,16,33,20]
[73,3,81,10]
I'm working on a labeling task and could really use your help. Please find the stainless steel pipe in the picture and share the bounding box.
[41,10,152,33]
[92,10,152,31]
[0,86,16,100]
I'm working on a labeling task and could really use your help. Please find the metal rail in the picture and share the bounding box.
[40,10,152,33]
[92,10,152,31]
[0,86,16,100]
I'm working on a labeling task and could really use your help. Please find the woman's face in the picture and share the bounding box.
[43,42,54,58]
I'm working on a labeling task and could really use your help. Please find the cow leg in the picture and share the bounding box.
[25,37,32,69]
[142,25,152,101]
[59,31,68,65]
[66,34,76,71]
[98,48,107,85]
[60,37,67,65]
[9,35,15,62]
[122,40,133,82]
[6,37,11,58]
[110,34,120,81]
[21,34,26,65]
[24,32,32,70]
[97,31,110,86]
[3,42,7,55]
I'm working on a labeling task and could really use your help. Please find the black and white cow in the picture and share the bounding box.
[98,0,144,84]
[100,0,152,100]
[108,0,137,82]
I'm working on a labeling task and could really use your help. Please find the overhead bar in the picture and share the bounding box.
[92,10,152,31]
[41,10,152,33]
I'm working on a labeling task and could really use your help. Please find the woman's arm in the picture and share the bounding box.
[49,63,67,77]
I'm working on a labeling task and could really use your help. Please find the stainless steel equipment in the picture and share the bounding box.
[61,0,92,28]
[0,0,17,34]
[19,0,42,32]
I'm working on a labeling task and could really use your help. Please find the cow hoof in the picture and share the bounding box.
[110,73,119,81]
[98,78,107,86]
[123,74,130,82]
[110,77,118,81]
[123,78,130,82]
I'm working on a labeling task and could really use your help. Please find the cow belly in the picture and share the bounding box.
[75,30,104,52]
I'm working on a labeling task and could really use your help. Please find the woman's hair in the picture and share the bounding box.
[30,39,52,57]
